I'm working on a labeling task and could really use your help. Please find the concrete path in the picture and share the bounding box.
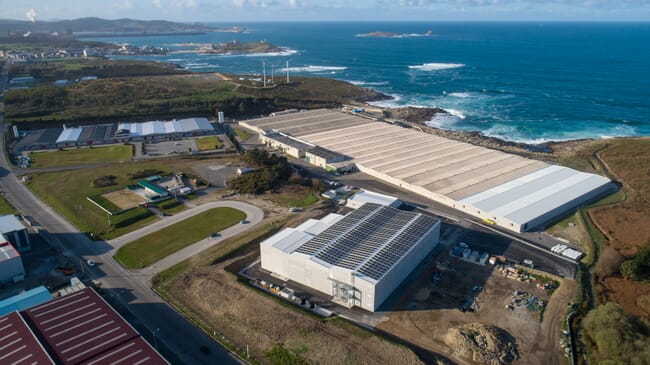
[109,200,264,273]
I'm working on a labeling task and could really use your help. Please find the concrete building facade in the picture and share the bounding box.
[0,242,25,284]
[261,203,441,312]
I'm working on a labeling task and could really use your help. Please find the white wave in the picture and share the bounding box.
[448,92,473,98]
[442,108,466,119]
[166,58,184,62]
[425,114,462,128]
[409,63,465,71]
[279,65,347,73]
[183,62,209,67]
[346,80,390,86]
[239,48,299,57]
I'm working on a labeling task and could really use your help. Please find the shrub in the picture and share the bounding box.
[92,175,117,188]
[582,302,650,364]
[128,169,163,180]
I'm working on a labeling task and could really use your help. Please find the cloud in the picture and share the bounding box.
[152,0,162,8]
[385,0,650,7]
[233,0,281,8]
[25,7,37,23]
[172,0,198,8]
[289,0,299,8]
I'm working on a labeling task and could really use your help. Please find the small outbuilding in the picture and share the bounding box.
[0,242,25,284]
[0,215,31,252]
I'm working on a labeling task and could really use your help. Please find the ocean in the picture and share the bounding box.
[84,22,650,144]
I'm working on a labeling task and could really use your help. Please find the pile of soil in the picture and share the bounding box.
[442,323,520,365]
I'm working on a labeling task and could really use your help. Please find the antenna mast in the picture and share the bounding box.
[262,61,267,87]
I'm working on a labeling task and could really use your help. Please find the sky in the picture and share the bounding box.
[4,0,650,22]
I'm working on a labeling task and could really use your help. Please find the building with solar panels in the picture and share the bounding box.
[260,203,441,312]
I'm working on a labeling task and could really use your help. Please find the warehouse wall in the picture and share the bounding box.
[372,221,441,310]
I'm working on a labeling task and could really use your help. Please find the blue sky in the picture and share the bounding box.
[5,0,650,22]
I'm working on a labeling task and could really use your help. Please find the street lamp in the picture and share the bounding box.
[153,328,160,351]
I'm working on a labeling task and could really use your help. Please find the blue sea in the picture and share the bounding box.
[84,22,650,144]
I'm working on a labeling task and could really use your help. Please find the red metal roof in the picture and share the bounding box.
[0,311,54,365]
[21,288,168,365]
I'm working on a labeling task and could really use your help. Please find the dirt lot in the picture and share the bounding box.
[161,205,429,365]
[102,188,146,210]
[378,251,576,365]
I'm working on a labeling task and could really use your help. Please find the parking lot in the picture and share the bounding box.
[144,139,198,156]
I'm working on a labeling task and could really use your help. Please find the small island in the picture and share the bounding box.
[356,30,434,38]
[198,40,283,55]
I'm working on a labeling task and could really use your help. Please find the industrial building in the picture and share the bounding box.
[0,286,51,317]
[261,203,441,312]
[240,109,615,232]
[346,190,402,209]
[0,214,31,252]
[0,287,168,365]
[0,242,24,284]
[13,117,216,151]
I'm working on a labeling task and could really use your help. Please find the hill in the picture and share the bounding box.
[0,17,240,35]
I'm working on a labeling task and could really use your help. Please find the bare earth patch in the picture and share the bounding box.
[169,258,425,365]
[102,188,146,210]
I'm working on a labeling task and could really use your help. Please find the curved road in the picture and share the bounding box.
[0,62,248,365]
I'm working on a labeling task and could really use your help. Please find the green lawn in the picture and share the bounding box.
[195,136,224,151]
[26,159,199,239]
[232,127,252,141]
[268,187,320,207]
[0,195,18,215]
[114,207,246,269]
[29,145,133,168]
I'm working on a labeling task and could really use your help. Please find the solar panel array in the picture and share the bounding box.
[295,203,438,281]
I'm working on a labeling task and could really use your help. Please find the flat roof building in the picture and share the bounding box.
[261,203,440,312]
[346,190,401,209]
[241,109,615,232]
[0,242,25,284]
[0,214,32,252]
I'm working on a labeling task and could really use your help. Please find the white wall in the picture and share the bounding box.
[0,256,25,284]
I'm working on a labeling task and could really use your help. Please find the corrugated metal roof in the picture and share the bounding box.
[0,312,55,365]
[55,128,82,143]
[21,288,168,365]
[460,165,612,224]
[0,214,26,234]
[0,286,51,317]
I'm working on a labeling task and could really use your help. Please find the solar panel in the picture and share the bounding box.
[295,203,439,281]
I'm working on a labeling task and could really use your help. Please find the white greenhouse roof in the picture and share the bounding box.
[55,127,82,143]
[347,190,400,207]
[460,165,612,225]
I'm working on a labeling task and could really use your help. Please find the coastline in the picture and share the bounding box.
[354,100,601,158]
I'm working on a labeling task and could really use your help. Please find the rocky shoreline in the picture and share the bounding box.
[362,104,595,157]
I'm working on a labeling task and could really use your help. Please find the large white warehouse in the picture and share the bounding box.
[261,203,441,312]
[240,109,615,233]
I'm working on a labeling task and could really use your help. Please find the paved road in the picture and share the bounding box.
[109,200,263,275]
[0,63,242,365]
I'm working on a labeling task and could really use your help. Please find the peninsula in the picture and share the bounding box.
[198,40,284,55]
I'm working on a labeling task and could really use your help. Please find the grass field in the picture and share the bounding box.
[195,136,224,151]
[232,127,252,141]
[26,159,200,239]
[29,145,133,168]
[267,186,320,207]
[114,207,245,269]
[0,195,18,215]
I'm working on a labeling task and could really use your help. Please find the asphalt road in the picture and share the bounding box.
[0,63,242,365]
